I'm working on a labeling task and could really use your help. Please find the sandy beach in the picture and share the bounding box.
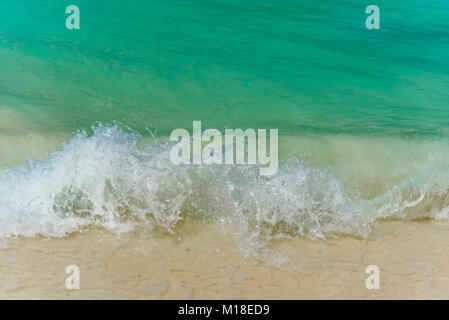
[1,219,448,299]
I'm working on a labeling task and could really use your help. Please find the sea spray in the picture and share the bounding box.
[1,123,449,260]
[0,123,370,244]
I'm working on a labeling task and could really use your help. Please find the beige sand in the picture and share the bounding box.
[0,219,449,299]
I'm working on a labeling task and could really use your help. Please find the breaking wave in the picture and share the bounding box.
[0,123,448,250]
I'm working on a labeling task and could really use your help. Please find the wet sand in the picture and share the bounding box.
[0,219,449,299]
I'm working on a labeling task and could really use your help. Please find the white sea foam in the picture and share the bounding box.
[0,123,448,250]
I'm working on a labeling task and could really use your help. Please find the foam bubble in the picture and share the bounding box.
[0,123,448,253]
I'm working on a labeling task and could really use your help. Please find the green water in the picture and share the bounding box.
[0,0,448,137]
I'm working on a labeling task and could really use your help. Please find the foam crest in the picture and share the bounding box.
[1,123,449,251]
[0,123,372,244]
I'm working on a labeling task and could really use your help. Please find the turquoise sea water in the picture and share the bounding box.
[1,0,448,135]
[0,1,448,246]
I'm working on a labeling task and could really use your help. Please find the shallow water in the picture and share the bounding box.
[1,0,448,135]
[1,221,449,299]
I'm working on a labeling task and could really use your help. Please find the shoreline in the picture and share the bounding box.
[1,219,448,299]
